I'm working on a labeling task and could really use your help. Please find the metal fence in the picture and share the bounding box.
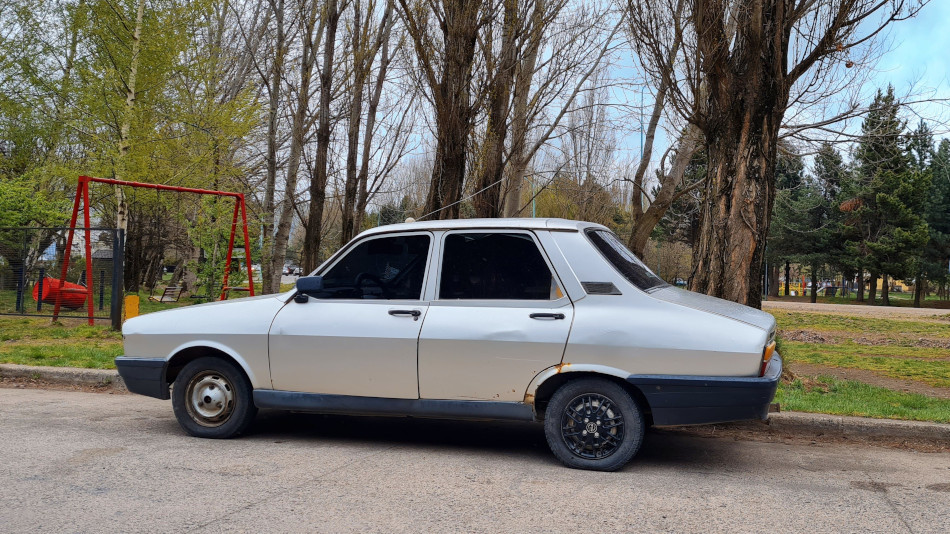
[0,227,124,326]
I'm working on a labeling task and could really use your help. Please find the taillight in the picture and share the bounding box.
[759,341,776,377]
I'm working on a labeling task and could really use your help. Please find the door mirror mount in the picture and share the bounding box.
[295,276,324,302]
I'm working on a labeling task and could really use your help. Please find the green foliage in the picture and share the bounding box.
[864,169,930,280]
[839,86,931,288]
[0,0,262,293]
[921,139,950,287]
[766,148,838,284]
[0,177,69,228]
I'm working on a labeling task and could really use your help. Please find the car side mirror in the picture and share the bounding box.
[294,276,324,303]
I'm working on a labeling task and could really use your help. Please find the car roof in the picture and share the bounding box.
[356,218,607,238]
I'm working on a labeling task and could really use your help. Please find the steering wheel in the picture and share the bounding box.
[354,272,388,297]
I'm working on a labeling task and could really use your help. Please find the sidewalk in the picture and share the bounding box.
[3,363,949,444]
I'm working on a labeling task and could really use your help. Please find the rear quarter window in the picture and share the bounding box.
[585,229,668,292]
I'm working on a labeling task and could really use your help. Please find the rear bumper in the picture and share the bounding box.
[115,356,169,400]
[628,353,782,426]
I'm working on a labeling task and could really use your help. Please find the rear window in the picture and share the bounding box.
[585,229,668,292]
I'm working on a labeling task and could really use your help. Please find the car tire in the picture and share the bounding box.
[171,356,257,439]
[543,378,644,471]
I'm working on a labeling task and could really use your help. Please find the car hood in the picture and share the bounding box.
[144,293,284,315]
[647,286,776,332]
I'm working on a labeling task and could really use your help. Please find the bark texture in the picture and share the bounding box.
[473,0,518,218]
[688,0,790,309]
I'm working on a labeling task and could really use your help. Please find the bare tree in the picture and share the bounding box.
[340,0,394,244]
[627,0,928,307]
[271,0,325,285]
[503,3,625,217]
[262,0,287,292]
[397,0,489,219]
[471,0,519,218]
[301,0,343,272]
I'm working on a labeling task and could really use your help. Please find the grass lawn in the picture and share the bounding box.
[773,306,950,423]
[0,317,121,369]
[780,341,950,388]
[776,292,950,308]
[776,376,950,423]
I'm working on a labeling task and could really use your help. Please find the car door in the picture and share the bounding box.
[417,231,573,402]
[268,232,433,398]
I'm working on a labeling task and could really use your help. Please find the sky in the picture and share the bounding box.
[871,0,950,137]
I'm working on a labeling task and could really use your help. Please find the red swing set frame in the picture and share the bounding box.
[55,175,255,325]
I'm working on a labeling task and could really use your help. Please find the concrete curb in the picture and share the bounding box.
[0,363,125,391]
[3,364,950,442]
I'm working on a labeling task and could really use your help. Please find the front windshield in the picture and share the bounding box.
[585,229,668,292]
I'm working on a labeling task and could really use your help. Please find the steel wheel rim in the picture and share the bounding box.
[185,371,235,427]
[560,393,625,460]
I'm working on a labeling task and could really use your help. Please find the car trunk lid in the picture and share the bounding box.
[647,286,776,332]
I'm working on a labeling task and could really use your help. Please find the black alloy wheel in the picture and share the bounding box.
[544,378,644,471]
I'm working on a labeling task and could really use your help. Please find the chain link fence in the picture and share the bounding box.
[0,228,124,325]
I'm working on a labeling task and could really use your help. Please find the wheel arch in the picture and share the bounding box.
[528,365,654,426]
[165,342,256,389]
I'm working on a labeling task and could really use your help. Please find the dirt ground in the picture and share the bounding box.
[763,299,950,320]
[0,375,127,394]
[788,362,950,400]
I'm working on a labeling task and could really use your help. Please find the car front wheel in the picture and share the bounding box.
[172,356,257,439]
[543,378,644,471]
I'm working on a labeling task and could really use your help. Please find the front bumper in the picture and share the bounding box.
[115,356,169,400]
[627,353,782,426]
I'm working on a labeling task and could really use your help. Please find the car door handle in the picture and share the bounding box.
[529,313,565,320]
[388,309,422,319]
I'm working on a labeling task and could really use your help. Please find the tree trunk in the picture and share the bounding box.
[881,274,890,305]
[407,0,481,220]
[856,270,865,302]
[341,0,367,246]
[914,276,924,308]
[689,104,783,308]
[354,7,394,234]
[473,0,518,218]
[115,0,146,181]
[269,1,322,290]
[784,260,790,297]
[810,263,818,303]
[628,126,701,257]
[768,263,779,297]
[501,3,541,218]
[868,273,878,303]
[303,0,340,272]
[261,0,286,294]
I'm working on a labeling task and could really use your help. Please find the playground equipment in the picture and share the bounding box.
[56,175,255,325]
[32,276,88,309]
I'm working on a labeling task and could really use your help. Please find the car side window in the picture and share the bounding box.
[320,234,430,299]
[439,232,561,300]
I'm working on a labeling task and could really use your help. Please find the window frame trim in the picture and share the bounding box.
[309,231,436,302]
[430,229,571,307]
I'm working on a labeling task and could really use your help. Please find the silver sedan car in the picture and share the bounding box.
[116,218,780,471]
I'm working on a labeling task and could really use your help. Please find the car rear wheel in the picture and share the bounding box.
[172,357,257,439]
[543,378,644,471]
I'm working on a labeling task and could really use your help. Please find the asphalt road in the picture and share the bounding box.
[1,388,948,533]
